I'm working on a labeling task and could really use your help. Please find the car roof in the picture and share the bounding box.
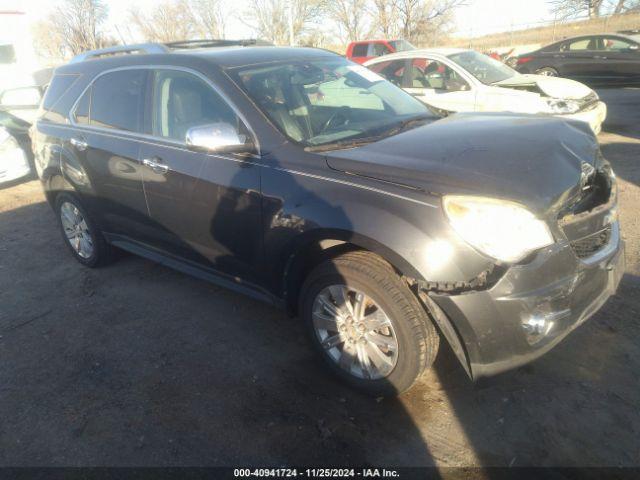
[544,33,640,48]
[176,46,338,68]
[55,46,340,75]
[364,48,468,63]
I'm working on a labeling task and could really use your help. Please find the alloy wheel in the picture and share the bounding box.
[60,201,94,259]
[311,285,399,380]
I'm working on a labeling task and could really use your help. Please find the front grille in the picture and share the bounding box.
[570,226,611,259]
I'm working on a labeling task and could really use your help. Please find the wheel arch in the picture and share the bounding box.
[281,228,474,379]
[281,228,426,316]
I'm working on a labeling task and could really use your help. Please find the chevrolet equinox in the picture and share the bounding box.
[32,42,624,395]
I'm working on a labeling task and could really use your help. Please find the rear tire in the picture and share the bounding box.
[55,192,113,268]
[535,67,559,77]
[300,251,439,396]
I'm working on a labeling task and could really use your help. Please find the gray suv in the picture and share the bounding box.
[32,42,624,395]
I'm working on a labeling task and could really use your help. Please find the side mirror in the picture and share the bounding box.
[185,123,255,154]
[0,87,42,109]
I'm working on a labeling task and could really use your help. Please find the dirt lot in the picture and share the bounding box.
[1,89,639,468]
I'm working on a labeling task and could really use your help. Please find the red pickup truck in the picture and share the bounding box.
[345,39,415,64]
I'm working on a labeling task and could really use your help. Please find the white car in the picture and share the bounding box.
[0,126,31,185]
[365,48,607,134]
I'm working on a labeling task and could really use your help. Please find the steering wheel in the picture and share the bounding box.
[319,106,351,135]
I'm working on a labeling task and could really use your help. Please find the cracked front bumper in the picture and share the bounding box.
[430,221,625,379]
[564,100,607,135]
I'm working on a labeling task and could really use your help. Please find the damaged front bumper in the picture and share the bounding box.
[564,100,607,135]
[427,219,624,380]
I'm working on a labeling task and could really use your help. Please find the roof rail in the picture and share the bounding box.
[165,38,273,49]
[69,43,170,63]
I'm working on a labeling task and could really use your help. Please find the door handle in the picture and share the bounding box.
[70,137,88,151]
[142,157,169,174]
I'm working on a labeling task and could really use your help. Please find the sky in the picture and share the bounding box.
[12,0,554,41]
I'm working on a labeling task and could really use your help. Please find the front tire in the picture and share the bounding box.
[300,251,439,396]
[55,193,113,268]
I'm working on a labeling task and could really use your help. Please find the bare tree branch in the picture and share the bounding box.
[182,0,227,39]
[243,0,326,45]
[33,0,111,59]
[129,1,196,42]
[327,0,370,43]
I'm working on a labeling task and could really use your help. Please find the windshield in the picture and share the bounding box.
[232,58,433,147]
[448,50,517,84]
[390,40,415,52]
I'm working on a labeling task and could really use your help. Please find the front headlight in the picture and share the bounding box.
[443,196,554,263]
[546,98,580,114]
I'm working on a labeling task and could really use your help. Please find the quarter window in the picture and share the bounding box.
[74,86,90,125]
[151,70,240,142]
[90,70,146,132]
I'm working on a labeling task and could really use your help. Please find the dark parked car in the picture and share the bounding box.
[516,33,640,86]
[33,42,624,395]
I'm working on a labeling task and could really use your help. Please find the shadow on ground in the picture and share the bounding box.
[0,196,639,468]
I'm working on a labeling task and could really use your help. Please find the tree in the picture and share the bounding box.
[32,0,110,59]
[183,0,226,39]
[549,0,605,18]
[327,0,370,43]
[370,0,399,37]
[129,1,196,42]
[549,0,640,19]
[392,0,466,43]
[243,0,326,45]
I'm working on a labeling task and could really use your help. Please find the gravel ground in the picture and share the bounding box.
[0,88,639,468]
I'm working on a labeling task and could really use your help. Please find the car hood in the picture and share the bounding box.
[492,74,593,99]
[324,113,599,215]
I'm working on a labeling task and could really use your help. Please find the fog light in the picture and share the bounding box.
[521,309,570,345]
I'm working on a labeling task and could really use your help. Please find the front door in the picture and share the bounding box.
[403,58,475,113]
[139,68,263,284]
[599,36,640,83]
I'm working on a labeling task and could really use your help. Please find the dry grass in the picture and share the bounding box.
[441,12,640,52]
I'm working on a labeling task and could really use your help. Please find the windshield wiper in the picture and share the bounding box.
[305,114,434,153]
[305,135,384,152]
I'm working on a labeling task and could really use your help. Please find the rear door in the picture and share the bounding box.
[68,69,155,241]
[558,37,608,81]
[402,57,475,113]
[138,68,263,284]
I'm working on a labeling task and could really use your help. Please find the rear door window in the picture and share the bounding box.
[352,44,368,57]
[562,38,596,51]
[90,70,147,132]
